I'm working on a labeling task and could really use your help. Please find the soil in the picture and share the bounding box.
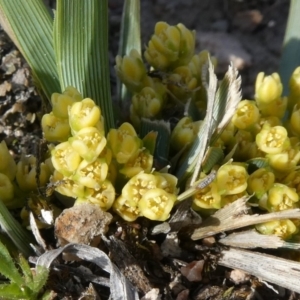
[0,0,298,299]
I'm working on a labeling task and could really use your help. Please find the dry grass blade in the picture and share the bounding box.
[191,196,300,240]
[219,229,294,249]
[219,247,300,294]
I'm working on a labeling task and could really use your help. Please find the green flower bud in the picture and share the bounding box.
[232,100,260,130]
[115,49,148,93]
[69,127,106,163]
[144,22,195,70]
[255,72,282,104]
[51,141,82,177]
[216,164,248,196]
[107,122,141,164]
[138,188,176,221]
[42,112,71,142]
[63,86,83,101]
[257,97,287,119]
[69,98,101,133]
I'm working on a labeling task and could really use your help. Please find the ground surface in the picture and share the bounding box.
[0,0,299,299]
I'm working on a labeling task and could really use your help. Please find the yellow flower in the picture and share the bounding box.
[62,86,83,101]
[193,180,221,210]
[171,117,200,151]
[154,172,179,195]
[247,168,275,199]
[282,170,300,194]
[144,22,195,70]
[78,180,115,211]
[42,112,70,142]
[51,141,82,177]
[256,124,289,154]
[16,155,51,191]
[216,164,248,196]
[0,140,16,181]
[113,195,141,221]
[115,49,148,93]
[266,183,299,212]
[288,67,300,111]
[51,93,79,119]
[120,148,153,178]
[257,97,287,119]
[256,219,297,240]
[255,72,282,104]
[69,98,101,133]
[130,86,164,127]
[69,127,106,163]
[232,100,260,130]
[290,103,300,137]
[107,122,141,164]
[0,173,14,203]
[138,188,176,221]
[72,158,108,189]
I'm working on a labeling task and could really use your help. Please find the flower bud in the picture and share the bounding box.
[51,141,82,177]
[0,173,14,203]
[232,100,260,130]
[256,124,289,154]
[138,188,176,221]
[154,172,179,195]
[255,72,282,104]
[247,168,275,199]
[144,22,195,70]
[216,164,248,196]
[63,86,83,101]
[16,155,51,191]
[282,170,300,194]
[107,122,141,164]
[42,112,71,142]
[69,127,106,163]
[69,98,101,133]
[115,49,148,93]
[257,97,287,119]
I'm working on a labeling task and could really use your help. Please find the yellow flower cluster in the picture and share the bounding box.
[195,70,300,240]
[115,22,216,130]
[46,87,178,221]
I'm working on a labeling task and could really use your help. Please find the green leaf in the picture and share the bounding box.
[0,240,23,286]
[0,0,61,100]
[54,0,114,132]
[31,266,49,295]
[0,200,34,257]
[18,255,33,286]
[279,0,300,96]
[0,283,25,300]
[117,0,141,104]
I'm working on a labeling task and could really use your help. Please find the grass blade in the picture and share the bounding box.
[117,0,141,105]
[0,0,60,100]
[54,0,114,131]
[279,0,300,96]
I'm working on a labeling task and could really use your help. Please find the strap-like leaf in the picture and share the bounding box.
[0,0,60,100]
[54,0,114,132]
[279,0,300,96]
[117,0,141,104]
[0,199,34,257]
